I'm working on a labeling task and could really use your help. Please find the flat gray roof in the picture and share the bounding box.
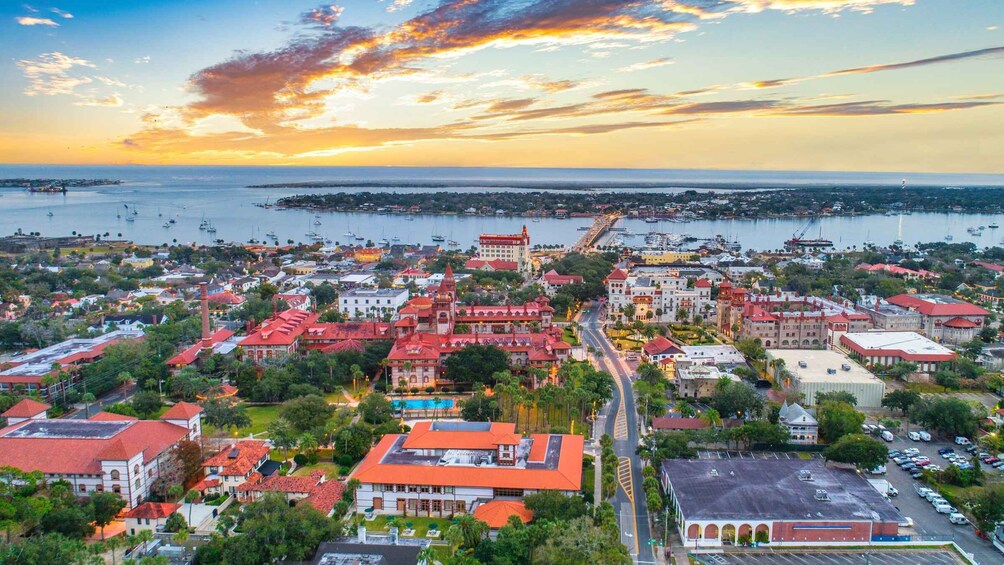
[662,459,901,523]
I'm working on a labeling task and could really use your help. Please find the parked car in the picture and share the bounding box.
[869,465,887,475]
[908,431,921,441]
[888,450,901,459]
[926,491,943,502]
[935,503,956,514]
[949,513,969,525]
[955,436,971,445]
[899,517,915,528]
[915,486,933,497]
[965,445,978,454]
[910,470,924,479]
[887,486,898,497]
[881,430,894,442]
[919,431,931,441]
[938,447,954,455]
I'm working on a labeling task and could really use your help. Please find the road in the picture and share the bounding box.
[65,381,136,419]
[580,304,656,563]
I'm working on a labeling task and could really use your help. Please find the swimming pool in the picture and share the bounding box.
[393,398,455,410]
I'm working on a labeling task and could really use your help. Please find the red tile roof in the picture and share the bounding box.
[166,329,235,367]
[944,317,978,329]
[161,401,203,420]
[473,500,533,529]
[651,417,709,430]
[240,310,320,347]
[203,440,270,476]
[207,291,245,305]
[125,502,180,520]
[643,336,683,356]
[886,294,989,317]
[542,270,583,286]
[90,411,139,421]
[0,420,191,474]
[465,259,519,271]
[2,399,50,418]
[606,268,628,281]
[320,339,365,354]
[694,278,712,288]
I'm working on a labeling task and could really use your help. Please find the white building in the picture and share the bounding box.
[339,288,410,319]
[767,349,886,408]
[675,365,734,399]
[354,421,582,518]
[839,331,956,373]
[778,402,818,445]
[605,268,712,323]
[0,402,202,509]
[477,227,532,276]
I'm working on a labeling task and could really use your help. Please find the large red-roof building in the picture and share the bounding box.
[0,403,202,509]
[353,421,582,519]
[884,293,990,344]
[475,226,532,276]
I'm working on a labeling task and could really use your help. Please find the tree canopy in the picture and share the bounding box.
[823,433,888,470]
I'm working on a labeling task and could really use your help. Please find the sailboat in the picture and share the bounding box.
[431,219,445,242]
[206,222,217,233]
[47,211,53,217]
[344,219,355,238]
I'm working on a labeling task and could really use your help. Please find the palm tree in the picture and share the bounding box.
[417,545,436,565]
[700,408,722,429]
[298,432,318,458]
[81,392,96,418]
[432,396,442,421]
[444,522,464,556]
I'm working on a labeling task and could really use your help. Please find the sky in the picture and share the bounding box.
[1,0,1002,172]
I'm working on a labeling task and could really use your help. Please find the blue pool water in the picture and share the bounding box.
[393,398,455,410]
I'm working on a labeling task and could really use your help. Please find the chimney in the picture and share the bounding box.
[200,282,212,351]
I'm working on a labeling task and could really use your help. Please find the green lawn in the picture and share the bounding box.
[292,461,343,478]
[562,327,580,346]
[582,454,596,501]
[905,383,982,395]
[204,404,280,437]
[363,515,447,539]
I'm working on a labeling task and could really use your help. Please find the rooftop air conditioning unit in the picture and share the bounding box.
[841,364,851,371]
[798,470,813,481]
[710,469,719,477]
[814,489,830,501]
[798,361,808,368]
[827,368,837,375]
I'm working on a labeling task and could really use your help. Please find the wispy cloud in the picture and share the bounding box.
[50,8,73,19]
[17,52,95,96]
[748,45,1004,88]
[618,57,674,72]
[386,0,413,13]
[74,94,123,108]
[16,16,59,26]
[302,4,344,28]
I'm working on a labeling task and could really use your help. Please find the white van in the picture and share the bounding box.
[908,431,921,441]
[949,513,969,525]
[918,431,931,441]
[935,503,954,514]
[955,436,971,445]
[881,430,894,442]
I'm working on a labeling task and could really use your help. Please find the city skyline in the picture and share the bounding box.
[2,0,1002,172]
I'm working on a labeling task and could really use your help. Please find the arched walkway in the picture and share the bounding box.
[738,524,752,540]
[687,524,701,539]
[721,524,736,545]
[754,524,770,543]
[704,524,718,540]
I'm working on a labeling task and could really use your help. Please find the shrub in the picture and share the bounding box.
[424,386,435,394]
[394,387,406,394]
[308,453,319,465]
[339,466,351,476]
[755,530,769,544]
[641,466,655,478]
[337,454,354,467]
[293,453,308,466]
[410,387,420,394]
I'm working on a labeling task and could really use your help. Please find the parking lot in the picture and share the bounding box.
[698,450,824,461]
[694,549,963,565]
[879,434,1002,564]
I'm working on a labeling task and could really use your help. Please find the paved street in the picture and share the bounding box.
[580,305,656,563]
[65,381,136,419]
[694,549,964,565]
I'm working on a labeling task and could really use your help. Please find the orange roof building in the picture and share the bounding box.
[2,398,51,424]
[0,408,199,509]
[202,440,273,496]
[473,500,533,529]
[353,421,582,519]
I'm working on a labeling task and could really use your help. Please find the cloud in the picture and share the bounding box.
[16,16,59,26]
[51,8,73,18]
[74,94,124,107]
[301,4,344,28]
[748,45,1004,88]
[773,100,998,116]
[17,52,95,96]
[728,0,915,14]
[618,57,674,72]
[662,100,783,114]
[989,26,999,32]
[386,0,413,12]
[134,56,151,64]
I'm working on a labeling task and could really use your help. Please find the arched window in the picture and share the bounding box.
[110,470,120,480]
[134,464,140,475]
[113,485,121,494]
